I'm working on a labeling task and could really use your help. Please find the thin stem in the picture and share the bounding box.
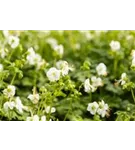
[90,91,92,102]
[10,73,17,85]
[64,98,72,121]
[114,58,118,77]
[131,89,135,103]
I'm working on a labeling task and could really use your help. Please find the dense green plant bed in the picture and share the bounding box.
[0,30,135,121]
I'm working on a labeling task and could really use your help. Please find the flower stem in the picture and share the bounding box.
[131,89,135,103]
[64,98,72,121]
[10,73,17,85]
[114,58,118,77]
[90,91,92,102]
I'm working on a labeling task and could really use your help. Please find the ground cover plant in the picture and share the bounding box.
[0,30,135,121]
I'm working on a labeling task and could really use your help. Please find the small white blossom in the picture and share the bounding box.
[26,117,32,121]
[46,38,58,49]
[33,115,39,121]
[28,93,40,104]
[56,60,71,76]
[0,64,3,72]
[27,115,39,121]
[8,35,20,49]
[109,40,121,51]
[97,100,109,117]
[85,32,92,40]
[126,35,133,41]
[0,48,8,58]
[87,102,99,115]
[27,47,41,65]
[131,50,135,59]
[3,30,9,38]
[3,85,16,98]
[54,44,64,56]
[74,43,81,50]
[84,79,97,93]
[119,73,127,85]
[91,76,103,87]
[3,101,15,111]
[96,63,107,76]
[15,97,24,113]
[45,106,56,114]
[26,47,36,65]
[46,67,61,82]
[41,115,46,121]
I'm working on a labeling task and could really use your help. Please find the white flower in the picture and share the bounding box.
[97,100,109,117]
[26,47,44,69]
[109,40,120,51]
[8,35,20,49]
[56,60,71,76]
[131,50,135,59]
[41,115,46,121]
[33,115,39,121]
[27,47,37,65]
[91,76,103,87]
[46,38,58,48]
[83,31,92,39]
[15,97,24,113]
[3,101,15,111]
[3,85,16,98]
[0,64,3,72]
[28,93,40,104]
[119,73,127,85]
[54,44,64,56]
[27,115,39,121]
[74,43,81,50]
[46,67,61,82]
[3,30,9,38]
[0,48,8,58]
[45,106,56,114]
[96,63,107,76]
[26,117,32,121]
[131,58,135,68]
[84,79,97,93]
[126,35,133,41]
[87,102,99,115]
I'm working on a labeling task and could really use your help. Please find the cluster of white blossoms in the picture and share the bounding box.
[45,106,56,114]
[3,97,26,113]
[26,115,47,121]
[3,85,28,113]
[131,50,135,68]
[109,40,121,51]
[87,100,109,117]
[96,63,107,76]
[46,38,64,56]
[28,93,40,104]
[26,106,56,121]
[46,60,72,82]
[3,31,19,48]
[84,76,103,93]
[26,47,45,69]
[0,64,3,72]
